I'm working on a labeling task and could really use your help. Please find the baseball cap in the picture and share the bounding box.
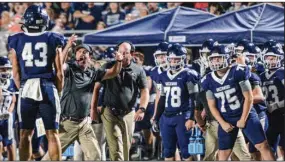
[74,44,93,54]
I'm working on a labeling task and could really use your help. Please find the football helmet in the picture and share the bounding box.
[153,42,171,70]
[167,43,187,71]
[263,46,284,70]
[234,39,250,55]
[21,5,49,32]
[262,39,283,55]
[243,43,261,67]
[199,39,218,67]
[0,57,12,88]
[208,44,230,71]
[101,47,115,61]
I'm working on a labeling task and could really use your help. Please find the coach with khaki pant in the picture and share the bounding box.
[42,37,123,160]
[94,42,149,161]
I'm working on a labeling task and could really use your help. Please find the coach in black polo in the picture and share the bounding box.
[99,41,149,161]
[42,35,123,160]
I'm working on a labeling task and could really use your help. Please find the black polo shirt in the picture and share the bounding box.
[101,61,147,111]
[60,61,106,119]
[195,87,215,122]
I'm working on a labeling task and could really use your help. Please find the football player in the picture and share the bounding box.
[201,44,275,160]
[157,43,199,161]
[0,57,16,161]
[8,5,65,160]
[195,42,251,161]
[235,43,269,160]
[150,42,171,127]
[260,45,284,157]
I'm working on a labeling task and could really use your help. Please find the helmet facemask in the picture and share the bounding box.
[154,52,169,70]
[167,54,185,71]
[208,54,229,71]
[263,53,283,70]
[0,68,11,88]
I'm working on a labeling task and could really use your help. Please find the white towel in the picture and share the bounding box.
[21,78,43,101]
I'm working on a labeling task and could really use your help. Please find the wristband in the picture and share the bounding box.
[139,107,146,113]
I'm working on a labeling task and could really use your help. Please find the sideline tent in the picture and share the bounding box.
[83,6,215,46]
[167,3,284,45]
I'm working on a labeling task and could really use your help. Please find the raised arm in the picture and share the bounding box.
[60,34,77,65]
[101,52,123,81]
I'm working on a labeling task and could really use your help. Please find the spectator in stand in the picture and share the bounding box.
[96,21,106,30]
[59,13,71,30]
[12,3,25,17]
[131,2,147,17]
[46,8,56,30]
[103,2,125,27]
[73,3,102,30]
[147,3,161,14]
[51,18,65,33]
[125,13,136,22]
[139,7,149,18]
[60,2,75,29]
[121,2,135,14]
[194,2,209,11]
[43,2,61,16]
[208,3,222,15]
[227,2,247,12]
[1,11,11,31]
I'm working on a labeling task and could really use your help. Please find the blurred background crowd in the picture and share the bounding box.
[0,2,284,62]
[0,2,284,33]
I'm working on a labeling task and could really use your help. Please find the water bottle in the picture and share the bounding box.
[188,128,196,155]
[195,126,205,155]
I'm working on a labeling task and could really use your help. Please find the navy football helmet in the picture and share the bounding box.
[167,43,187,71]
[0,57,12,88]
[235,39,250,55]
[199,39,218,66]
[208,44,230,71]
[242,43,261,67]
[21,5,49,32]
[101,47,115,61]
[153,42,171,69]
[262,39,283,54]
[263,46,284,70]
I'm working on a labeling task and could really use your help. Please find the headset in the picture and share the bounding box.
[115,41,136,53]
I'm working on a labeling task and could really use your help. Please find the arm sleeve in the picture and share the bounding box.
[249,73,261,89]
[239,80,252,92]
[206,90,215,100]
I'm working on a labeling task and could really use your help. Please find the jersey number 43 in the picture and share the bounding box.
[22,42,48,67]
